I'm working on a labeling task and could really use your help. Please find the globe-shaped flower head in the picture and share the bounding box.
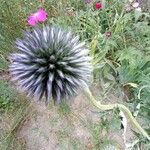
[9,26,92,103]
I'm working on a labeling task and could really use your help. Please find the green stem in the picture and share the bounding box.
[84,87,150,141]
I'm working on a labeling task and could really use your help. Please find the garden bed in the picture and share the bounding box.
[0,0,150,149]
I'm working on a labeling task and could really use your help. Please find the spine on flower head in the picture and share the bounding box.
[9,26,92,103]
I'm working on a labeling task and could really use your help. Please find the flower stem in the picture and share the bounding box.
[84,87,150,141]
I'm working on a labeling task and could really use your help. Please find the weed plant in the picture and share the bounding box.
[0,80,31,150]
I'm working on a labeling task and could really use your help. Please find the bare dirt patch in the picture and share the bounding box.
[16,92,132,150]
[0,70,10,81]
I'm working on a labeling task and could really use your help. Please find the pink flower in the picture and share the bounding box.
[95,2,102,10]
[27,8,48,26]
[104,32,112,38]
[132,2,139,8]
[36,9,48,22]
[27,15,38,26]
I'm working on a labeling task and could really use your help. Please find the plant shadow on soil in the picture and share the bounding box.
[0,78,137,150]
[16,85,135,150]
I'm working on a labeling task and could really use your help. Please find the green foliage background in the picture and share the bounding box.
[0,0,150,149]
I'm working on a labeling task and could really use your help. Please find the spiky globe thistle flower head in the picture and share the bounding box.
[9,26,92,103]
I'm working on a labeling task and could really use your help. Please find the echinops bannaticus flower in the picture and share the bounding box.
[9,26,92,103]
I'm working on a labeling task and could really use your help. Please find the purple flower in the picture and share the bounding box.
[84,0,93,4]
